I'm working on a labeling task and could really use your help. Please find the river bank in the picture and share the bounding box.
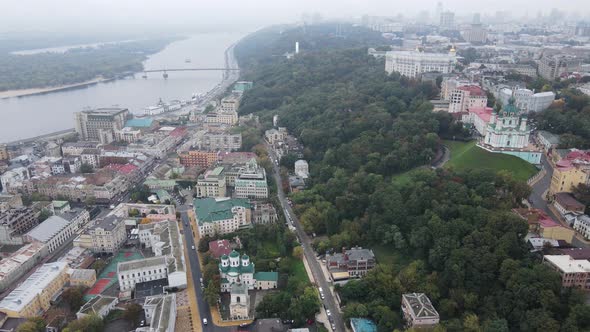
[0,32,242,142]
[0,77,110,99]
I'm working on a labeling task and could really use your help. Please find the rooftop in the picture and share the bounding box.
[26,215,71,243]
[538,130,561,144]
[118,256,167,272]
[254,271,278,282]
[402,293,440,319]
[457,85,486,97]
[209,239,232,259]
[0,242,44,279]
[194,197,250,224]
[77,295,117,315]
[70,269,96,281]
[554,192,585,211]
[0,262,68,312]
[544,255,590,273]
[468,106,494,123]
[125,118,154,128]
[144,293,176,332]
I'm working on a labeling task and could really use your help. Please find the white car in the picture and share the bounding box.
[191,245,195,250]
[203,318,208,325]
[326,309,331,316]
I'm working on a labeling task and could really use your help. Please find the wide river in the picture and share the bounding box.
[0,32,243,142]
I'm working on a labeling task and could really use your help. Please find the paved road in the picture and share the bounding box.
[266,144,341,332]
[179,206,238,332]
[528,154,554,217]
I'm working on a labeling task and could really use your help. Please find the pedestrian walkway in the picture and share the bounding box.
[180,219,201,331]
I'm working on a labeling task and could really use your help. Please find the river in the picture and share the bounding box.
[0,32,243,142]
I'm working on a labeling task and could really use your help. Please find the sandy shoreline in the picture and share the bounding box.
[0,77,107,99]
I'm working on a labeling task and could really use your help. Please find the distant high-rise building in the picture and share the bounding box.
[462,23,487,44]
[74,108,129,142]
[473,13,481,24]
[440,11,455,29]
[435,2,443,23]
[538,54,581,80]
[385,49,457,78]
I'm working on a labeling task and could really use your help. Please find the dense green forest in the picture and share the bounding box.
[0,38,176,91]
[234,24,590,331]
[533,88,590,148]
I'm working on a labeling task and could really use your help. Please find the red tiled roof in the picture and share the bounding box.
[105,163,138,175]
[457,85,486,97]
[209,239,232,258]
[468,107,493,123]
[169,127,187,137]
[554,192,585,211]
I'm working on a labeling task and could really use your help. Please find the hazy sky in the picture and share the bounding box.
[2,0,590,34]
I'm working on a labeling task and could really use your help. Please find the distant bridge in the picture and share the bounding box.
[142,68,239,73]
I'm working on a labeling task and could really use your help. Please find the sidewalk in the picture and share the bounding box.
[180,220,201,332]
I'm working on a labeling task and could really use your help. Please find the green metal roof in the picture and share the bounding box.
[501,96,520,115]
[125,118,154,128]
[194,197,250,224]
[254,271,278,282]
[229,250,240,258]
[211,167,224,176]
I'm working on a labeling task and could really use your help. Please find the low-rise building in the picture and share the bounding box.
[385,50,457,78]
[573,215,590,240]
[498,87,555,113]
[87,215,126,253]
[229,282,250,320]
[144,179,177,191]
[58,208,91,232]
[554,192,586,216]
[136,294,176,332]
[0,242,45,293]
[198,133,242,152]
[543,255,590,290]
[326,247,376,278]
[461,106,493,136]
[0,207,38,245]
[254,272,278,290]
[401,293,440,328]
[265,128,288,145]
[1,167,29,194]
[69,269,97,288]
[61,142,99,156]
[550,149,590,195]
[25,215,77,254]
[0,194,23,213]
[137,220,187,290]
[178,150,219,169]
[209,239,232,259]
[0,262,69,318]
[294,160,309,179]
[196,167,227,198]
[234,160,268,199]
[76,295,118,319]
[194,198,251,237]
[537,131,561,152]
[514,208,575,243]
[117,256,169,292]
[252,202,278,225]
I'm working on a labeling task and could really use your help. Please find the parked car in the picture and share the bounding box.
[326,309,331,316]
[203,318,208,325]
[191,245,195,250]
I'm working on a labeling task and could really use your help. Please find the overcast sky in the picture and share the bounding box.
[2,0,590,34]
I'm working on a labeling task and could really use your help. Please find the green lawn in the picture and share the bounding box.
[291,259,310,284]
[372,244,414,271]
[443,140,538,182]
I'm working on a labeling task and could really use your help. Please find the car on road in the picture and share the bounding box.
[203,318,208,325]
[326,309,331,316]
[191,245,195,250]
[331,323,336,331]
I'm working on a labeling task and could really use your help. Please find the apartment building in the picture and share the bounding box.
[87,215,126,253]
[252,202,278,225]
[0,194,23,213]
[538,54,581,80]
[573,215,590,240]
[448,85,487,113]
[327,246,376,278]
[220,94,241,113]
[234,160,268,199]
[194,197,251,237]
[549,150,590,195]
[0,242,45,293]
[61,142,99,156]
[136,294,176,332]
[543,255,590,290]
[74,108,129,142]
[385,50,457,78]
[0,207,38,245]
[178,150,219,169]
[196,167,227,198]
[205,110,238,126]
[498,87,555,113]
[25,215,77,254]
[0,262,69,318]
[199,133,242,151]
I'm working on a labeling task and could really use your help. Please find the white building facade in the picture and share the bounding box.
[385,50,457,78]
